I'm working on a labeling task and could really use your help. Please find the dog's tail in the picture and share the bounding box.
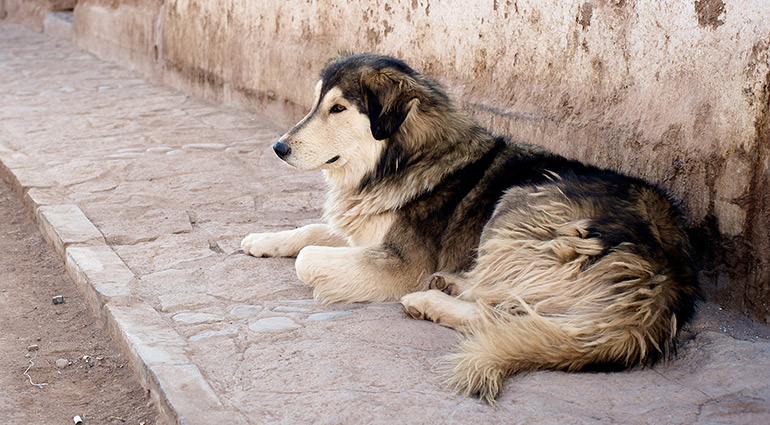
[443,299,673,404]
[442,305,579,404]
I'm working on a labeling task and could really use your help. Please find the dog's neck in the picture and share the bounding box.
[322,111,497,240]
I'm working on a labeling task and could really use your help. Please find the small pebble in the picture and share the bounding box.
[27,344,39,351]
[307,311,354,322]
[56,358,69,368]
[273,305,312,313]
[52,295,64,304]
[182,143,227,150]
[249,317,301,332]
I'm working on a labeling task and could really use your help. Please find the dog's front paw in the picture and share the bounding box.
[241,232,299,257]
[295,246,386,304]
[295,246,325,284]
[295,246,346,303]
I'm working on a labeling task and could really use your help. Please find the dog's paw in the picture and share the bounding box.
[427,273,457,295]
[400,291,436,321]
[296,246,400,304]
[401,290,476,332]
[294,245,326,284]
[241,232,298,257]
[295,246,351,296]
[295,246,354,304]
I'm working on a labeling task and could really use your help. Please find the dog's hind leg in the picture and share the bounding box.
[242,223,348,258]
[400,290,481,333]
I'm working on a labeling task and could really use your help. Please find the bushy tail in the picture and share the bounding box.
[443,303,627,404]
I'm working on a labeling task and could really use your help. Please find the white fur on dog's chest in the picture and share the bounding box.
[323,185,400,247]
[328,210,396,247]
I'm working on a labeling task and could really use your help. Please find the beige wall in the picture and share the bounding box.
[2,0,76,29]
[8,0,770,322]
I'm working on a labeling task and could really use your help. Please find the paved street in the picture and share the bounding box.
[1,21,769,424]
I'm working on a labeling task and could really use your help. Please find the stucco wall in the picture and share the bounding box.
[1,0,76,29]
[8,0,770,321]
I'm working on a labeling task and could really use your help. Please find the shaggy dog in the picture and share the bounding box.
[242,54,698,403]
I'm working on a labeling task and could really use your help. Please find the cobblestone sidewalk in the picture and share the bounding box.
[1,21,769,424]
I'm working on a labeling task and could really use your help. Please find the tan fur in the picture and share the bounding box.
[402,183,685,402]
[281,85,387,188]
[401,289,481,333]
[243,54,696,403]
[241,223,348,257]
[297,245,423,303]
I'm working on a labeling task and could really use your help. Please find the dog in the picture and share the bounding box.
[242,53,698,403]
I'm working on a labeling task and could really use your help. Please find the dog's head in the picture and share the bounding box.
[273,54,447,188]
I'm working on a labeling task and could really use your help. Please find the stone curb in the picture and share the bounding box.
[65,245,134,313]
[0,146,247,425]
[37,204,106,258]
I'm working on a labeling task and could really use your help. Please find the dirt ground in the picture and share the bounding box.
[0,180,159,424]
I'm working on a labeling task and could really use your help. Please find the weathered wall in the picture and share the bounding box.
[71,0,162,77]
[1,0,75,30]
[6,0,770,321]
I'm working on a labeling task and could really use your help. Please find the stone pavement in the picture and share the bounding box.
[2,21,770,425]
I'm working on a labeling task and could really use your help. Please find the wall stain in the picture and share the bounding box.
[743,70,770,321]
[695,0,726,29]
[578,2,593,30]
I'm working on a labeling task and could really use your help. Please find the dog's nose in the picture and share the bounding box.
[273,141,291,159]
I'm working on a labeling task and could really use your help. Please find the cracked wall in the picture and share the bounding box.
[9,0,770,321]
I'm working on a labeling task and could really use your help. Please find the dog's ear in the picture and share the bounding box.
[360,68,419,140]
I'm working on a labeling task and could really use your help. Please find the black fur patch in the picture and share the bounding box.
[358,132,414,191]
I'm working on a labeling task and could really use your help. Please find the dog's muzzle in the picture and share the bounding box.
[273,141,291,159]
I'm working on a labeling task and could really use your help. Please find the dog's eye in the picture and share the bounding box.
[330,104,347,114]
